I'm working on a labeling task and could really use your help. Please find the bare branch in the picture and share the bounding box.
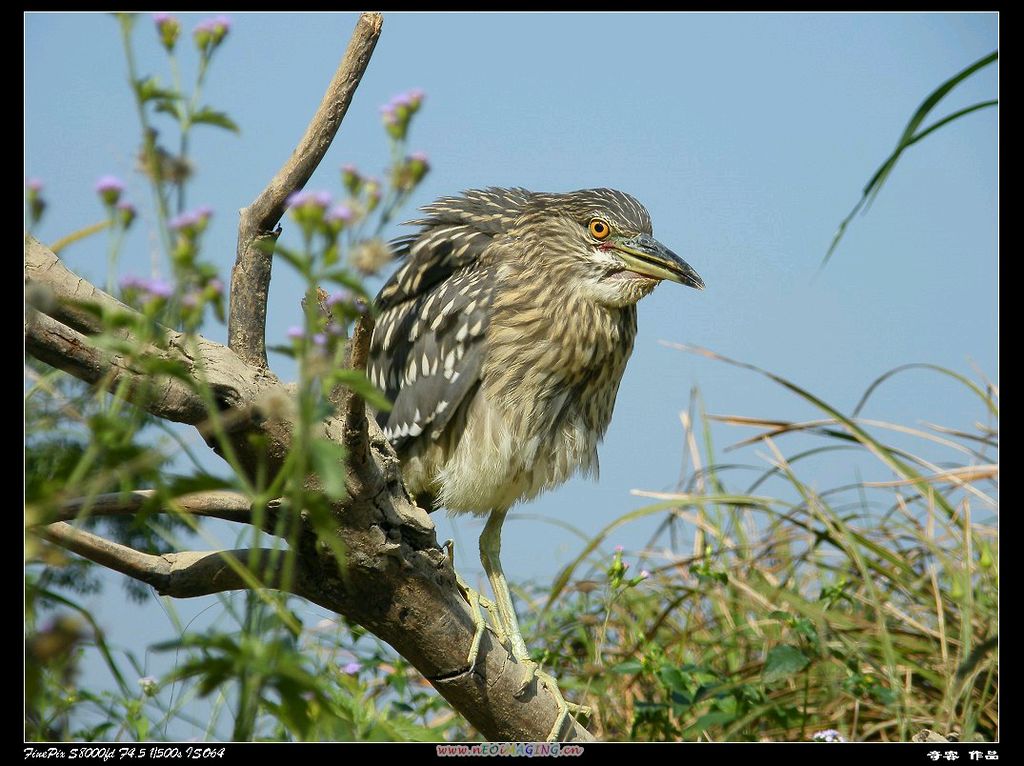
[26,239,281,439]
[25,307,209,424]
[36,522,290,599]
[44,490,253,525]
[229,12,383,369]
[26,234,140,339]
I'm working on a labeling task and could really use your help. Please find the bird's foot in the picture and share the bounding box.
[511,657,591,741]
[443,539,495,674]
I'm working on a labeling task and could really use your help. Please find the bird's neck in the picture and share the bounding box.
[483,268,638,434]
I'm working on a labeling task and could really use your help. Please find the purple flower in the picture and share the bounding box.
[153,12,180,50]
[286,326,305,341]
[119,275,173,301]
[181,291,200,308]
[614,545,624,553]
[364,177,382,211]
[326,204,354,225]
[95,175,125,206]
[137,676,158,695]
[639,569,651,580]
[287,190,332,229]
[170,211,199,231]
[325,320,345,336]
[812,729,846,743]
[286,190,332,210]
[342,661,361,675]
[194,15,230,51]
[206,278,224,296]
[312,333,328,347]
[95,175,124,193]
[326,290,351,308]
[119,274,147,291]
[341,164,362,194]
[26,179,46,225]
[144,278,174,299]
[170,207,212,236]
[380,90,422,139]
[405,152,430,184]
[388,89,424,113]
[116,201,137,229]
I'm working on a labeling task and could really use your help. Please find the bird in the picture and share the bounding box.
[367,187,703,737]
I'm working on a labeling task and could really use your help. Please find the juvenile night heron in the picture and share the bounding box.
[368,187,703,736]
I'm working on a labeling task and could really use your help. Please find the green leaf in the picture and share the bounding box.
[319,268,371,298]
[328,368,392,412]
[273,244,313,278]
[823,51,997,266]
[154,99,183,120]
[136,356,195,384]
[376,715,446,742]
[309,438,347,500]
[763,644,811,683]
[268,344,297,359]
[658,664,690,694]
[610,659,644,674]
[690,710,736,731]
[164,473,239,496]
[191,106,240,133]
[135,76,180,104]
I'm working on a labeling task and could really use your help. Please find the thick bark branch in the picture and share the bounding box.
[229,12,383,369]
[44,490,253,525]
[36,523,288,599]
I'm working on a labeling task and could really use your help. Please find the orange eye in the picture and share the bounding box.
[588,218,611,240]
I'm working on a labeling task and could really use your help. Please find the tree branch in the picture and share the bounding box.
[25,307,211,424]
[43,490,253,525]
[36,522,290,599]
[229,12,384,369]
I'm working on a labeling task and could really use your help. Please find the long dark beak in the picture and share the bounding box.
[613,234,705,290]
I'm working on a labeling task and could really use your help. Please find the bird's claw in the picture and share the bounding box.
[512,659,590,741]
[445,539,496,675]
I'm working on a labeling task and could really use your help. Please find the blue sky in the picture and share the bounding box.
[26,12,997,738]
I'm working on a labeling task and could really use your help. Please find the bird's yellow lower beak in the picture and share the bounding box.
[613,234,704,290]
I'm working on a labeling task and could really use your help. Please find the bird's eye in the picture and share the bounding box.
[588,219,611,240]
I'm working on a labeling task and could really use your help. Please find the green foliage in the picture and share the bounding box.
[516,362,997,742]
[824,51,997,265]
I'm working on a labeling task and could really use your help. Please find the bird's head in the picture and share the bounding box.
[512,188,704,308]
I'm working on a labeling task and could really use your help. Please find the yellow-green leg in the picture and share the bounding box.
[443,539,491,674]
[479,510,591,741]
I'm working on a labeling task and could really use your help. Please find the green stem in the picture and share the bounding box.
[118,16,172,258]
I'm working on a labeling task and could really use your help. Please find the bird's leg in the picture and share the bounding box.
[479,510,531,661]
[479,511,591,741]
[443,539,493,674]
